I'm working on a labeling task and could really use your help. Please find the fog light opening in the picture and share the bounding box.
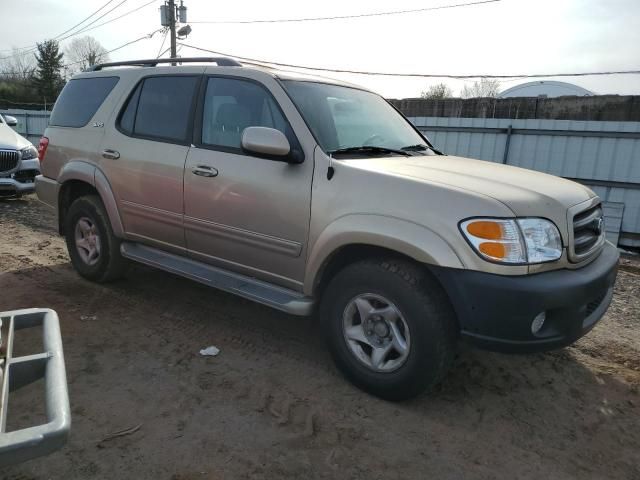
[531,312,546,335]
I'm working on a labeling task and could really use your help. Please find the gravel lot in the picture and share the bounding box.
[1,195,639,480]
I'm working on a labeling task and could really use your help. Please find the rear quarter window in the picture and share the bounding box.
[49,77,119,128]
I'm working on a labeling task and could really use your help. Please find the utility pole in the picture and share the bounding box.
[161,0,188,64]
[168,0,177,63]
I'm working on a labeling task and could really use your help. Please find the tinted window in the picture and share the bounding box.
[201,77,295,151]
[119,82,141,135]
[127,76,199,142]
[50,77,119,128]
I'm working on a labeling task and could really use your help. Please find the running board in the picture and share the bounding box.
[120,242,314,316]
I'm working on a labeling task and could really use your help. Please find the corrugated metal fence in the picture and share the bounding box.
[411,117,640,248]
[2,109,639,247]
[0,109,50,145]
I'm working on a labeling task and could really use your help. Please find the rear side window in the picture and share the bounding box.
[49,77,119,128]
[118,76,199,143]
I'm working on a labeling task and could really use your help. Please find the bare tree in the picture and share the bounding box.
[0,48,36,81]
[460,78,501,98]
[421,83,454,99]
[64,36,110,74]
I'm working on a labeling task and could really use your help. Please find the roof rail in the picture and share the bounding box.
[88,57,242,71]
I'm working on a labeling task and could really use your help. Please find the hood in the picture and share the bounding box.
[349,154,595,216]
[0,124,31,150]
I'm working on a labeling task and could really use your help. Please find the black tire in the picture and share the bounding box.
[320,258,458,401]
[64,195,127,282]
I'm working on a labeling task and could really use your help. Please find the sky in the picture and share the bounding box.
[1,0,640,99]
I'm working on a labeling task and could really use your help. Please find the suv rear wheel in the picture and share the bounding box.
[320,258,457,401]
[64,195,127,282]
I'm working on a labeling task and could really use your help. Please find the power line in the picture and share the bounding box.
[0,0,156,62]
[156,29,169,58]
[190,0,500,24]
[52,0,119,41]
[1,29,162,75]
[65,28,164,69]
[64,0,157,38]
[0,0,117,53]
[0,0,129,60]
[57,0,130,42]
[178,43,640,79]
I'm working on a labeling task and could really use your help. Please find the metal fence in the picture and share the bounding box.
[0,109,49,145]
[412,117,640,247]
[1,109,638,247]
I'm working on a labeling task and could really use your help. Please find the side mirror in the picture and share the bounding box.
[4,115,18,127]
[242,126,290,159]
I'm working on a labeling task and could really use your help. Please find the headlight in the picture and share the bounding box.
[460,218,562,264]
[20,146,38,160]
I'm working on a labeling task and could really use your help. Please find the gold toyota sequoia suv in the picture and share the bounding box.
[36,57,618,400]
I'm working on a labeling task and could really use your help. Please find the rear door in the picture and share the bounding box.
[100,74,201,252]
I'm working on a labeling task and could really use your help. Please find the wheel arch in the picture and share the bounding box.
[57,161,124,237]
[305,215,465,297]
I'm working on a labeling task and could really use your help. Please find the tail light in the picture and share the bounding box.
[38,136,49,162]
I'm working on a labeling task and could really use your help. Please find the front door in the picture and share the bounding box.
[100,74,200,252]
[183,76,313,290]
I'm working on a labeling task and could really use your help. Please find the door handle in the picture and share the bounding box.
[192,165,218,177]
[102,149,120,160]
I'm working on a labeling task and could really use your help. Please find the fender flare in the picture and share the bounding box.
[304,214,465,294]
[58,161,125,237]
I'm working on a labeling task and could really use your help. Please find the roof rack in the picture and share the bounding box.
[88,56,242,71]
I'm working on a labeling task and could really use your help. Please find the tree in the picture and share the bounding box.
[64,36,110,74]
[0,48,39,109]
[33,40,65,104]
[0,48,36,82]
[421,83,454,99]
[460,78,501,98]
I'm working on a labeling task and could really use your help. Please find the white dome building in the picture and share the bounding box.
[498,81,594,98]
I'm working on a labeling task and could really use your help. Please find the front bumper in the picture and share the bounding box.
[0,159,40,196]
[432,242,619,353]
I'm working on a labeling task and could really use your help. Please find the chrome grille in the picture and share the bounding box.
[571,204,605,260]
[0,149,20,173]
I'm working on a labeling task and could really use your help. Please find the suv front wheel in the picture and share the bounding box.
[320,258,457,401]
[64,195,127,282]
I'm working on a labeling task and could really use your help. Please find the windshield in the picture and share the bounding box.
[281,80,432,154]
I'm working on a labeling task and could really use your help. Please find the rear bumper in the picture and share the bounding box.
[35,174,59,209]
[432,242,619,353]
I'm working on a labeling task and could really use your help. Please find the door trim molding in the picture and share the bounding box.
[121,200,183,228]
[184,215,302,258]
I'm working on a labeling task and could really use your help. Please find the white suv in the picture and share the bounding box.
[0,113,40,197]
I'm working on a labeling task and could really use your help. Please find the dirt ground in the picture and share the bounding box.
[1,195,639,480]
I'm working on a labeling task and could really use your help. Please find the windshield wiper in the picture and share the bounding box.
[328,145,410,156]
[401,144,443,155]
[401,144,429,151]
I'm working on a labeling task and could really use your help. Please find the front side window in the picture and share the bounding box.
[282,80,432,154]
[50,77,119,128]
[201,77,299,157]
[118,75,199,143]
